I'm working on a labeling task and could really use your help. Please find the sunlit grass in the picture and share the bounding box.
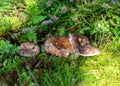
[36,40,120,86]
[77,40,120,86]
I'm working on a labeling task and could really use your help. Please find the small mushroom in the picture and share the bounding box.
[69,33,100,56]
[69,33,90,53]
[69,33,90,46]
[77,45,100,56]
[16,42,40,57]
[44,37,73,57]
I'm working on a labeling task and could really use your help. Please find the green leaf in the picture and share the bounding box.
[32,16,46,24]
[79,29,85,34]
[24,0,36,6]
[113,28,120,36]
[110,19,116,26]
[58,27,65,36]
[18,31,37,43]
[0,40,20,61]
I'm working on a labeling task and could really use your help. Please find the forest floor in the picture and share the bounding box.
[0,0,120,86]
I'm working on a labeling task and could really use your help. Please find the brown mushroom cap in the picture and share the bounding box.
[69,33,100,56]
[44,34,100,57]
[76,45,100,56]
[69,33,90,53]
[69,33,90,47]
[16,42,40,57]
[44,37,73,57]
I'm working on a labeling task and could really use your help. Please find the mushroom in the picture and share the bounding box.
[44,34,100,57]
[69,33,90,46]
[44,37,73,57]
[77,45,100,56]
[69,33,90,53]
[69,33,100,56]
[16,42,40,57]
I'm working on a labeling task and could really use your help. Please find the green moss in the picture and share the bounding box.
[78,40,120,86]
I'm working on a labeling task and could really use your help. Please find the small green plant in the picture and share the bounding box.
[1,56,23,73]
[0,40,20,62]
[0,40,21,74]
[24,0,46,25]
[18,69,36,86]
[18,30,38,43]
